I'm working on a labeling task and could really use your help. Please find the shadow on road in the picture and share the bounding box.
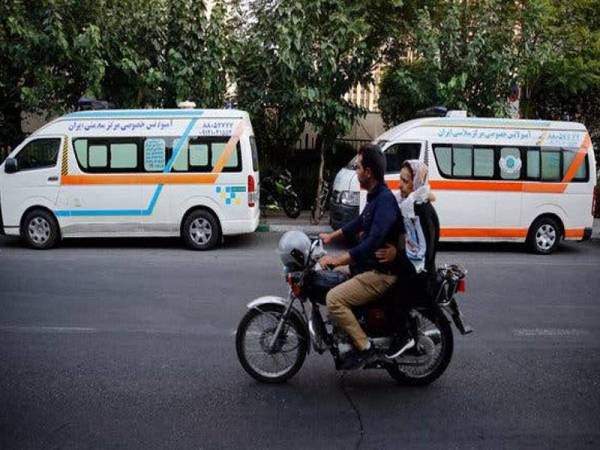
[0,233,264,251]
[438,240,584,254]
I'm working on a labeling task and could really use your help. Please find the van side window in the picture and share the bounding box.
[434,143,589,183]
[249,136,259,172]
[144,138,166,171]
[453,146,472,177]
[89,144,108,168]
[190,143,209,167]
[110,143,137,169]
[526,149,541,179]
[212,142,239,169]
[434,146,452,175]
[73,138,139,172]
[171,138,189,172]
[499,147,522,180]
[541,150,561,181]
[385,143,421,173]
[563,148,588,181]
[473,148,494,178]
[15,138,60,171]
[74,140,88,168]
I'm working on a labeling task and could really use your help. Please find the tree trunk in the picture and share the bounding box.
[311,134,326,224]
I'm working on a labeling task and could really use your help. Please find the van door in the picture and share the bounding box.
[56,138,142,236]
[429,144,496,233]
[1,137,62,228]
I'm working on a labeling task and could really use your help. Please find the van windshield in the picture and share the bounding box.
[345,140,388,169]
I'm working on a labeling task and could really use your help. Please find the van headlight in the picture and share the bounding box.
[340,191,360,206]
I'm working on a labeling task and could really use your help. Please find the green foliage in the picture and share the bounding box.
[380,1,519,127]
[520,0,600,148]
[0,0,232,147]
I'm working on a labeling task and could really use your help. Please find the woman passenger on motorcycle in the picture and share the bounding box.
[375,159,440,358]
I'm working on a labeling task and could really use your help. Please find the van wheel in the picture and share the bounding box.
[182,210,221,250]
[527,217,561,254]
[21,209,60,250]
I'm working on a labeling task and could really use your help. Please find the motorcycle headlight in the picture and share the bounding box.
[340,190,360,206]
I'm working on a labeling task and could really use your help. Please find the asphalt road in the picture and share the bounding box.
[0,233,599,449]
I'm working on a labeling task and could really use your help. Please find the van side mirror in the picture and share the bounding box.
[4,158,18,173]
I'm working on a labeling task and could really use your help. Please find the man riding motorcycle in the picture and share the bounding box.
[319,144,400,369]
[236,155,470,383]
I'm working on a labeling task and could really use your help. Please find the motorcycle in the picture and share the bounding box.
[260,169,301,219]
[235,232,473,385]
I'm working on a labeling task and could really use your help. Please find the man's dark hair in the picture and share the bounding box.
[358,144,386,183]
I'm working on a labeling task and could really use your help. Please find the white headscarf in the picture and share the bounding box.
[397,160,431,273]
[397,160,431,218]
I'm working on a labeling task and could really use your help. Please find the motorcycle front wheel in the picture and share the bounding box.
[386,309,454,386]
[236,304,308,383]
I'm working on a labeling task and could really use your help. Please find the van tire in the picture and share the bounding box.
[182,210,221,250]
[527,216,561,254]
[21,209,60,250]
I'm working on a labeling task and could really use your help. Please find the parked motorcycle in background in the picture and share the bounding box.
[310,174,331,224]
[235,231,473,385]
[260,169,301,219]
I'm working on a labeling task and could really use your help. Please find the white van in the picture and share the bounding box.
[330,113,596,254]
[0,109,260,250]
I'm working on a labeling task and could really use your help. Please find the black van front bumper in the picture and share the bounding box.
[582,227,593,241]
[329,201,359,230]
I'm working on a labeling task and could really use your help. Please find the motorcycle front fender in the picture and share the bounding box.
[247,296,310,350]
[247,295,289,310]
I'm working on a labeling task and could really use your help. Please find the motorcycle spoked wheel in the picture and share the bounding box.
[236,304,308,383]
[282,196,301,219]
[386,309,454,386]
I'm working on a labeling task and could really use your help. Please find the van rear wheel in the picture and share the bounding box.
[22,209,60,250]
[182,210,221,250]
[527,217,561,254]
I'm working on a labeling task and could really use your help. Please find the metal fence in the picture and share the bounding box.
[294,134,370,152]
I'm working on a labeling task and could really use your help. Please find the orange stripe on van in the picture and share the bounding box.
[386,179,568,194]
[561,133,591,183]
[61,174,219,185]
[440,227,585,239]
[564,228,584,238]
[387,180,400,190]
[429,180,563,193]
[440,228,528,238]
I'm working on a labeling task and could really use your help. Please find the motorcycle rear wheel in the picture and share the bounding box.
[283,196,301,219]
[386,309,453,386]
[236,304,308,383]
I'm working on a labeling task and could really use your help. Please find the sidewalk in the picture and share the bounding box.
[257,210,333,234]
[258,212,600,240]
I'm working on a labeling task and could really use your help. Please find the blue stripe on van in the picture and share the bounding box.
[54,119,197,218]
[64,110,206,119]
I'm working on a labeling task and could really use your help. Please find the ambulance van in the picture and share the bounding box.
[0,109,260,250]
[330,113,596,254]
